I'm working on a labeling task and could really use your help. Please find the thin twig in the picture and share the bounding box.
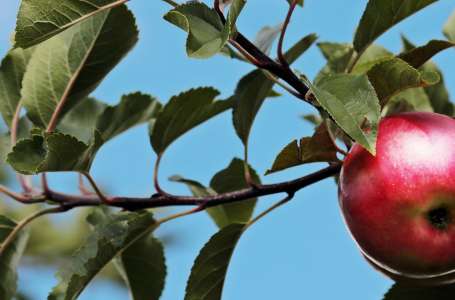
[11,101,33,193]
[347,47,367,73]
[341,131,352,151]
[262,70,304,99]
[214,0,224,20]
[220,1,231,13]
[41,173,51,196]
[228,40,267,68]
[78,173,93,195]
[161,0,178,7]
[10,102,22,147]
[81,172,112,204]
[277,0,299,68]
[164,0,312,103]
[154,154,166,195]
[234,33,311,98]
[0,184,34,204]
[244,146,261,189]
[247,192,294,228]
[16,174,30,194]
[322,121,347,157]
[0,206,68,258]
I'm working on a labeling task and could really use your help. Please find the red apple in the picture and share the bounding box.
[338,111,455,284]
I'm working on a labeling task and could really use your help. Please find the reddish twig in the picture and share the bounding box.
[154,154,167,195]
[277,0,300,68]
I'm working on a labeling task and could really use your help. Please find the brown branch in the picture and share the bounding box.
[43,163,341,210]
[211,0,310,102]
[234,33,310,100]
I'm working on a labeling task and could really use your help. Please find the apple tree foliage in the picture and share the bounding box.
[0,0,454,299]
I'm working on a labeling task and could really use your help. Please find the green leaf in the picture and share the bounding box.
[397,40,455,69]
[350,45,395,74]
[14,116,34,144]
[219,22,285,63]
[232,69,275,145]
[86,210,167,300]
[58,93,161,143]
[207,158,260,228]
[383,282,455,300]
[168,175,215,197]
[0,214,29,300]
[232,33,316,145]
[301,114,322,129]
[13,0,129,49]
[400,34,417,52]
[354,0,438,54]
[150,87,232,155]
[287,0,304,6]
[49,211,157,300]
[314,46,354,84]
[390,87,433,112]
[351,56,394,74]
[366,58,440,104]
[316,43,393,78]
[6,129,104,175]
[120,235,166,300]
[170,158,261,229]
[219,44,250,62]
[185,223,246,300]
[85,208,110,228]
[21,4,138,129]
[267,89,282,98]
[298,72,380,155]
[0,46,35,129]
[357,44,394,63]
[58,97,107,143]
[301,116,352,144]
[163,0,247,59]
[398,36,453,115]
[443,9,455,42]
[265,122,342,175]
[382,87,434,117]
[420,61,453,116]
[281,33,318,63]
[96,92,161,142]
[252,23,284,56]
[317,42,351,60]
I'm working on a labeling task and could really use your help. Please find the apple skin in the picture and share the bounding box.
[338,111,455,282]
[361,252,455,286]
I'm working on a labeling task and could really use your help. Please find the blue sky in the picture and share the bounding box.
[1,0,455,299]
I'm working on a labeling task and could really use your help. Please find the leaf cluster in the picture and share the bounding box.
[0,0,453,299]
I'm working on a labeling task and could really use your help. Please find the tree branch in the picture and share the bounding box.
[43,163,341,210]
[234,33,310,100]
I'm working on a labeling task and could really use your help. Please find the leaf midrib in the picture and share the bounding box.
[45,9,110,131]
[16,0,129,49]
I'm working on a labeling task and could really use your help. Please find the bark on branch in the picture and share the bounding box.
[42,163,342,211]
